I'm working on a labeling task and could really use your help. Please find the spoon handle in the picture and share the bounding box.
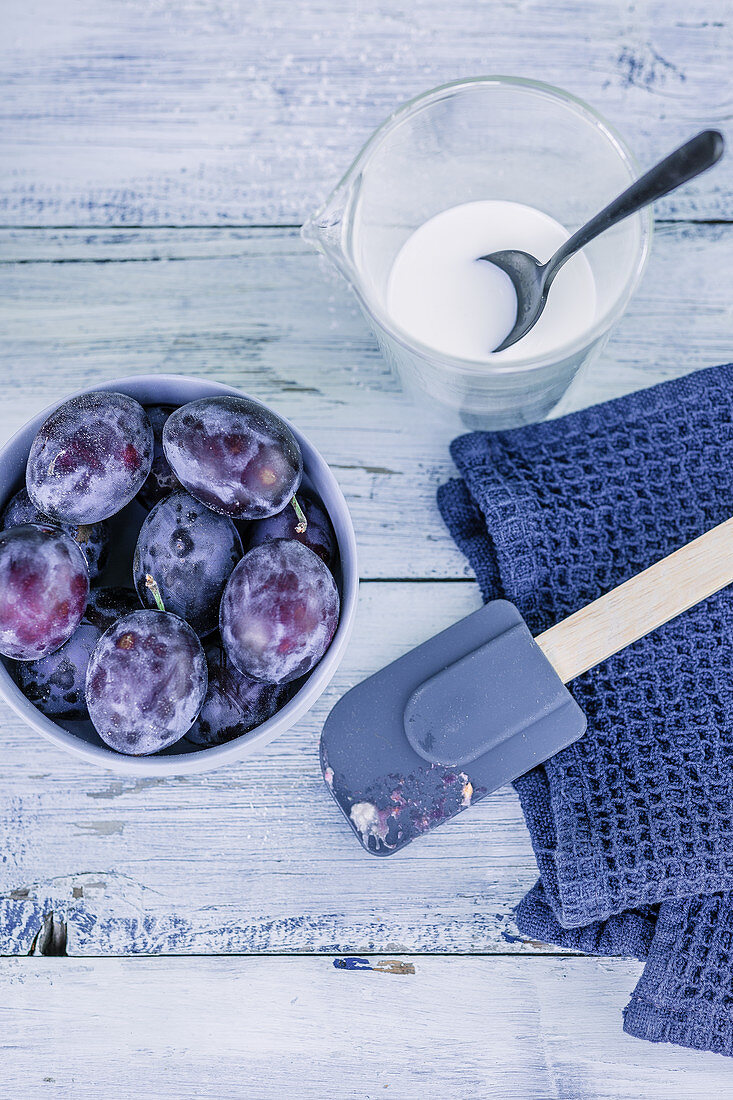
[546,129,724,281]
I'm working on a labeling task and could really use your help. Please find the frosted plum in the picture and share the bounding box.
[85,610,207,755]
[83,586,142,634]
[248,488,337,568]
[220,539,339,684]
[133,489,243,636]
[136,404,180,510]
[186,644,293,747]
[16,622,101,718]
[1,487,110,581]
[0,524,89,660]
[163,396,302,520]
[26,391,153,524]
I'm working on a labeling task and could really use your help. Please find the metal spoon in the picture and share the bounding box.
[480,129,725,353]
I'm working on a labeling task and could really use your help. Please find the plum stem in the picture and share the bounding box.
[145,574,166,613]
[291,495,308,535]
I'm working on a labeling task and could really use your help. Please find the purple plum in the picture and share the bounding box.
[248,488,336,568]
[85,609,207,755]
[137,404,181,510]
[220,539,339,684]
[133,489,243,637]
[1,487,110,581]
[186,644,293,747]
[0,524,89,660]
[26,391,153,524]
[162,396,302,520]
[15,622,101,718]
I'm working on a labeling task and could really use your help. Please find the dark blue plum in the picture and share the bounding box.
[220,539,339,684]
[15,622,101,718]
[26,391,153,524]
[85,609,207,755]
[248,488,337,568]
[186,644,293,747]
[1,487,110,581]
[162,396,302,520]
[136,404,181,510]
[83,586,142,634]
[133,489,243,637]
[0,524,89,661]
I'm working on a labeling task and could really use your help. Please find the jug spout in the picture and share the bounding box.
[301,178,355,281]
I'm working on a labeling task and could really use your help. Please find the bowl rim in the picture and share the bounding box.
[0,374,359,775]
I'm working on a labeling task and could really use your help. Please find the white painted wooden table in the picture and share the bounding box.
[1,2,731,1095]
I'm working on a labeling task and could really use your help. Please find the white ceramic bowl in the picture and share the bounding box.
[0,375,358,774]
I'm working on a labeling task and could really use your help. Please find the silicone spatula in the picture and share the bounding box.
[321,516,733,855]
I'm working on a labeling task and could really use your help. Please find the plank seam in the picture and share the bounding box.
[0,216,729,236]
[0,949,587,960]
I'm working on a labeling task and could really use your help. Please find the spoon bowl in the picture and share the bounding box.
[478,249,546,353]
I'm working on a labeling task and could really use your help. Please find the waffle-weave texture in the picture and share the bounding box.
[437,363,733,1056]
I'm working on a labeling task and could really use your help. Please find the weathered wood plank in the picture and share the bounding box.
[0,224,729,955]
[2,956,731,1099]
[1,223,730,581]
[0,581,552,956]
[1,1,730,226]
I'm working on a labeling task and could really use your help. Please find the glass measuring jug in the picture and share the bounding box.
[302,77,651,430]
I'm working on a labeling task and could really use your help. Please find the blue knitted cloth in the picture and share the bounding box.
[437,363,733,1058]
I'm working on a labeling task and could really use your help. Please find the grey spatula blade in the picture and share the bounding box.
[320,600,586,855]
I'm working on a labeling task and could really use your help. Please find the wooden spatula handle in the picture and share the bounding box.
[535,516,733,683]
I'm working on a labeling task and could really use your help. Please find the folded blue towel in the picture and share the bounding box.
[438,362,733,1058]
